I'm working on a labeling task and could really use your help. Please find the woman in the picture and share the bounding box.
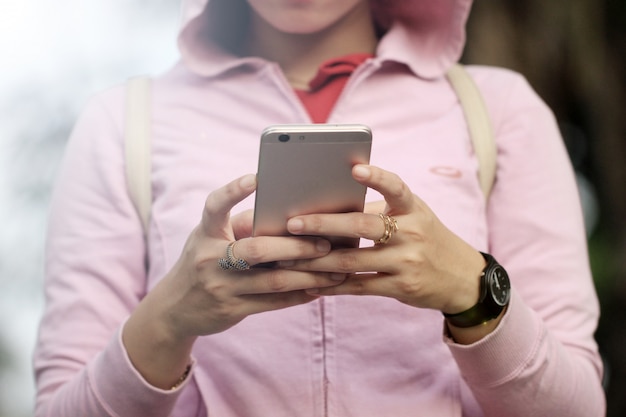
[34,0,605,415]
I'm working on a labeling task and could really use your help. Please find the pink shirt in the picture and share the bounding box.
[34,1,605,416]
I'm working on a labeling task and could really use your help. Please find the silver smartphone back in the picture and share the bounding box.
[252,124,373,248]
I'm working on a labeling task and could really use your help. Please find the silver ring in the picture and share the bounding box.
[374,213,399,245]
[218,241,251,271]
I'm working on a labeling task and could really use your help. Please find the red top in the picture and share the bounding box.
[295,53,372,123]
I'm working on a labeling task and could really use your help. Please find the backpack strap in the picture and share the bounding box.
[124,76,152,234]
[446,64,497,199]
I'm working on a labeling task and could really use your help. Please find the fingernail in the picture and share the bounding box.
[316,239,330,252]
[240,174,256,190]
[287,218,304,233]
[353,165,370,179]
[330,273,346,281]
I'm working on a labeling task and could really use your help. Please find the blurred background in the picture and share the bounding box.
[0,0,624,416]
[0,1,179,416]
[465,2,626,416]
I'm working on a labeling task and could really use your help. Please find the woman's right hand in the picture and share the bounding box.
[161,173,346,337]
[122,174,343,389]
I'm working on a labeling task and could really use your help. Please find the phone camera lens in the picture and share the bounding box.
[278,134,290,142]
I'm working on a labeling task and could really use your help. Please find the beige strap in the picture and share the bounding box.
[125,76,152,234]
[446,64,497,199]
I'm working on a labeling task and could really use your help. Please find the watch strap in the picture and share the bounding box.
[443,252,507,328]
[443,298,501,328]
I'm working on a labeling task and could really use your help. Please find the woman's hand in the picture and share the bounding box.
[123,174,345,389]
[160,174,347,337]
[281,165,487,316]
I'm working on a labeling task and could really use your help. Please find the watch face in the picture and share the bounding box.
[489,266,511,306]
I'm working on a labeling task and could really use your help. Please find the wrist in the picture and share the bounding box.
[123,284,197,389]
[441,250,486,315]
[443,252,511,329]
[445,305,507,345]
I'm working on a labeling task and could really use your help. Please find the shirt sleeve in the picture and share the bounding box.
[446,68,605,416]
[33,88,190,417]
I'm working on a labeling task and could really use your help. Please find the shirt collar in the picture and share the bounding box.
[177,0,472,80]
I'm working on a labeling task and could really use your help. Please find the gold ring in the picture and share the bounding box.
[218,241,251,271]
[374,213,399,245]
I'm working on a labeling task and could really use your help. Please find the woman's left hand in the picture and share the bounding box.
[281,164,486,315]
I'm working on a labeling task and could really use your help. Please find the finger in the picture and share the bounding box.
[231,209,254,240]
[352,165,414,213]
[287,212,393,243]
[364,200,387,215]
[201,175,257,238]
[307,273,386,297]
[278,246,397,275]
[228,236,332,267]
[305,273,418,305]
[232,269,346,296]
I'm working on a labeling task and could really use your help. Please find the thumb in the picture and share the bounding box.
[200,174,257,238]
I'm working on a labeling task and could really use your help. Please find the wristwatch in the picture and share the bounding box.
[444,252,511,328]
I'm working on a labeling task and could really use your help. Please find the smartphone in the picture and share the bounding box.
[252,124,373,248]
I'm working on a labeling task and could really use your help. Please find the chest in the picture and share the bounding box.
[146,75,488,284]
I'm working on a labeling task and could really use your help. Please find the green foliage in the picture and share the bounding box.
[588,228,619,300]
